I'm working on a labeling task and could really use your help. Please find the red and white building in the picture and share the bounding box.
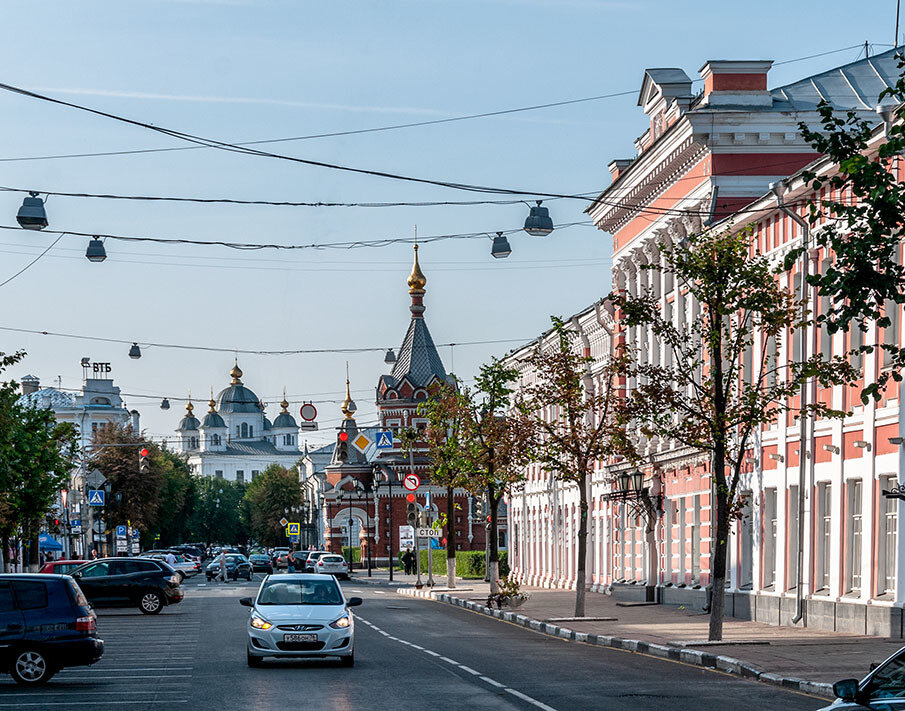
[506,48,905,635]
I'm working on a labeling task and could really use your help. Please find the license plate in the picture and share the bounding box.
[283,634,317,643]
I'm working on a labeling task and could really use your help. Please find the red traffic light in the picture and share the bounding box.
[486,515,492,523]
[53,518,59,526]
[338,432,349,442]
[139,448,149,457]
[406,493,415,503]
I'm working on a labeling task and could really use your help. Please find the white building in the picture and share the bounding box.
[176,362,309,483]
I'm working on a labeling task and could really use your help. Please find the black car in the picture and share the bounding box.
[248,554,273,575]
[70,558,184,615]
[206,554,253,581]
[0,574,104,684]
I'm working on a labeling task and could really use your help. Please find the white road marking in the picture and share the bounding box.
[373,590,386,594]
[0,702,189,707]
[358,615,559,711]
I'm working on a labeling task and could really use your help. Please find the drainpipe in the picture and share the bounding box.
[770,180,810,625]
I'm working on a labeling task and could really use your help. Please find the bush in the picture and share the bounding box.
[341,546,362,563]
[396,548,509,579]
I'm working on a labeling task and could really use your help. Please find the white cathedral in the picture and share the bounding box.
[175,362,307,482]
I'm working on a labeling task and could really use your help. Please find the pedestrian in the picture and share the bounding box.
[218,550,227,583]
[402,547,415,575]
[44,550,53,564]
[90,548,99,560]
[165,550,177,568]
[287,548,296,574]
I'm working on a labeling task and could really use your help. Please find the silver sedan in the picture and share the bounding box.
[240,574,362,667]
[819,645,905,709]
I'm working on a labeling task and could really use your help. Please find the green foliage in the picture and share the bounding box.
[341,546,362,563]
[453,550,509,579]
[188,477,247,546]
[242,463,303,547]
[150,449,196,547]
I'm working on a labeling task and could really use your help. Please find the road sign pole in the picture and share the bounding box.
[387,480,394,583]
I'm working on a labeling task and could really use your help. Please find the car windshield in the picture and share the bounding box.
[257,580,343,606]
[870,653,905,698]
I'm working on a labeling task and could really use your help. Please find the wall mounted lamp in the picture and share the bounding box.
[823,444,840,454]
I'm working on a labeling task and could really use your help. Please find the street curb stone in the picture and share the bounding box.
[393,587,834,699]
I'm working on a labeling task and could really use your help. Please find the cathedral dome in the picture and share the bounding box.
[202,411,226,429]
[216,384,261,413]
[273,412,297,429]
[177,400,200,431]
[263,417,272,431]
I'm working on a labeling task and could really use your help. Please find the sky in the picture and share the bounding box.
[0,0,897,447]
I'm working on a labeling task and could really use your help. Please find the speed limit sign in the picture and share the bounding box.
[403,473,421,491]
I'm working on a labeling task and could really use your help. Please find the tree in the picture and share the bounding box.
[788,55,905,399]
[149,448,197,548]
[0,351,79,571]
[243,464,302,547]
[521,316,637,618]
[190,477,247,547]
[612,228,856,640]
[417,381,468,587]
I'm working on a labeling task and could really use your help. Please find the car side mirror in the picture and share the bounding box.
[347,597,363,607]
[833,678,860,702]
[239,597,253,607]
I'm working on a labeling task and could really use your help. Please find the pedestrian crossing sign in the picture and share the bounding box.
[88,489,105,506]
[375,430,394,449]
[286,522,300,536]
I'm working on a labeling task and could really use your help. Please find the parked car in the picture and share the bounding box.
[821,646,905,709]
[206,554,253,581]
[144,553,201,581]
[0,573,104,684]
[304,551,332,573]
[70,558,184,615]
[39,559,87,576]
[248,554,274,575]
[240,574,362,667]
[171,544,205,561]
[314,554,349,579]
[271,548,290,569]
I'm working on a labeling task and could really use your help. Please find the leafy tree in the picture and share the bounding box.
[788,55,905,399]
[190,477,247,547]
[613,228,856,640]
[242,464,302,547]
[149,448,197,548]
[520,317,638,618]
[0,351,79,571]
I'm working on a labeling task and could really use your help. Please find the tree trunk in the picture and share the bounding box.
[27,529,41,572]
[446,486,456,588]
[488,484,500,595]
[574,473,589,617]
[708,485,731,641]
[707,305,729,642]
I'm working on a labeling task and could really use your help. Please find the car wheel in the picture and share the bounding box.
[139,590,163,615]
[247,650,263,668]
[340,651,354,668]
[10,648,55,685]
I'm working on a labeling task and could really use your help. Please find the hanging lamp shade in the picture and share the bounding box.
[128,343,141,359]
[160,398,171,410]
[17,193,48,230]
[630,470,645,492]
[85,238,107,262]
[524,200,553,237]
[617,472,631,493]
[491,232,511,259]
[384,348,396,365]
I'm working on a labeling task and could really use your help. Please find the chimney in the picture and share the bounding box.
[130,409,140,432]
[608,159,633,183]
[20,374,40,395]
[698,60,773,108]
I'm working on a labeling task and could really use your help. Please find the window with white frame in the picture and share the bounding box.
[691,495,701,583]
[788,485,800,591]
[236,470,245,484]
[845,480,862,595]
[816,483,832,592]
[763,489,777,588]
[880,475,898,597]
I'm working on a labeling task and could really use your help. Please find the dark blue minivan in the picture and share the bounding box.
[0,574,104,684]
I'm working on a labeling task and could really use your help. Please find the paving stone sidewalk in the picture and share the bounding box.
[351,570,904,696]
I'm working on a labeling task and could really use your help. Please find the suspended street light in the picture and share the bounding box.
[490,232,511,259]
[160,398,171,410]
[17,192,48,230]
[129,343,142,359]
[85,238,107,262]
[384,348,396,365]
[523,200,553,237]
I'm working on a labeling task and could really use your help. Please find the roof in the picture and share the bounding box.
[216,383,261,414]
[18,387,77,409]
[386,317,447,389]
[273,412,298,429]
[177,415,201,432]
[201,411,226,429]
[221,440,300,457]
[770,48,901,113]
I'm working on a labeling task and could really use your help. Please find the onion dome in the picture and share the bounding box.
[201,393,226,429]
[407,244,427,294]
[177,399,200,431]
[341,374,357,420]
[216,361,261,414]
[263,417,272,431]
[273,391,298,428]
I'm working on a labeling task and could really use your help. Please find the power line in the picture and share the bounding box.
[0,233,64,288]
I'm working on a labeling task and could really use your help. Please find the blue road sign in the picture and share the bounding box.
[116,525,127,537]
[69,519,81,528]
[88,489,105,506]
[290,535,300,543]
[375,430,394,449]
[287,522,300,536]
[132,530,140,540]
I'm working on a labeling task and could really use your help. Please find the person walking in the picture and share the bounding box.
[286,548,296,574]
[165,550,177,568]
[401,548,415,575]
[218,550,227,583]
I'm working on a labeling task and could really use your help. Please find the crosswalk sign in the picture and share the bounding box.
[88,489,105,506]
[375,430,394,449]
[286,522,300,536]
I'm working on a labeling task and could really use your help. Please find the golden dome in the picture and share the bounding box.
[340,376,357,420]
[208,388,216,413]
[185,399,194,415]
[407,244,427,294]
[280,389,289,412]
[230,360,243,384]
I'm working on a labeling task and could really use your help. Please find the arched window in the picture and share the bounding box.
[241,423,248,438]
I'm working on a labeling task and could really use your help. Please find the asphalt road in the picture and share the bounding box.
[0,574,828,711]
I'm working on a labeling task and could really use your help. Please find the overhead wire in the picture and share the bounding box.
[0,232,65,288]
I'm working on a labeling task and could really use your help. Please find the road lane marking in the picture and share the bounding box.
[358,615,559,711]
[0,702,189,707]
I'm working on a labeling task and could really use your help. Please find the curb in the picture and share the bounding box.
[395,587,834,700]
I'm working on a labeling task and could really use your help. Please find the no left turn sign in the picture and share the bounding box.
[403,473,420,491]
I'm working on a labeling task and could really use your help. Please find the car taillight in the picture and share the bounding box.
[318,561,324,566]
[75,615,96,632]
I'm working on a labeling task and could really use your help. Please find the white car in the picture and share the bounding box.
[820,645,905,709]
[314,554,349,579]
[145,553,201,581]
[240,574,362,667]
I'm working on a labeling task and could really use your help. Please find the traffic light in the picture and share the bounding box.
[139,448,150,474]
[474,498,485,517]
[337,431,349,462]
[406,502,418,526]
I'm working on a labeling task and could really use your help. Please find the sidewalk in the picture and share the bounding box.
[349,570,903,698]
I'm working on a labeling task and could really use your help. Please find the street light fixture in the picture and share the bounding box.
[490,232,512,259]
[617,471,631,493]
[630,470,644,493]
[384,349,396,365]
[160,398,170,410]
[85,238,107,263]
[524,200,553,237]
[17,192,48,230]
[129,343,141,359]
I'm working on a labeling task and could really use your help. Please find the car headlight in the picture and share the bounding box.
[330,614,351,629]
[250,614,273,630]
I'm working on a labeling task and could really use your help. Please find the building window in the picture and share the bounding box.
[787,485,800,591]
[691,495,701,583]
[236,425,240,438]
[498,529,507,550]
[885,299,900,367]
[241,423,248,438]
[816,483,832,592]
[236,470,245,484]
[763,489,777,589]
[215,470,223,479]
[880,475,898,596]
[211,434,221,446]
[252,470,259,481]
[845,480,863,595]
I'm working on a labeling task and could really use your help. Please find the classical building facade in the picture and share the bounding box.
[507,48,905,635]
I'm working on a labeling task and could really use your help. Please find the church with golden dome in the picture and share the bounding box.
[174,360,311,483]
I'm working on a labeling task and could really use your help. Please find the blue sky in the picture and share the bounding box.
[0,0,895,445]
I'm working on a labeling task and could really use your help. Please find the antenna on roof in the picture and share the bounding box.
[897,0,902,47]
